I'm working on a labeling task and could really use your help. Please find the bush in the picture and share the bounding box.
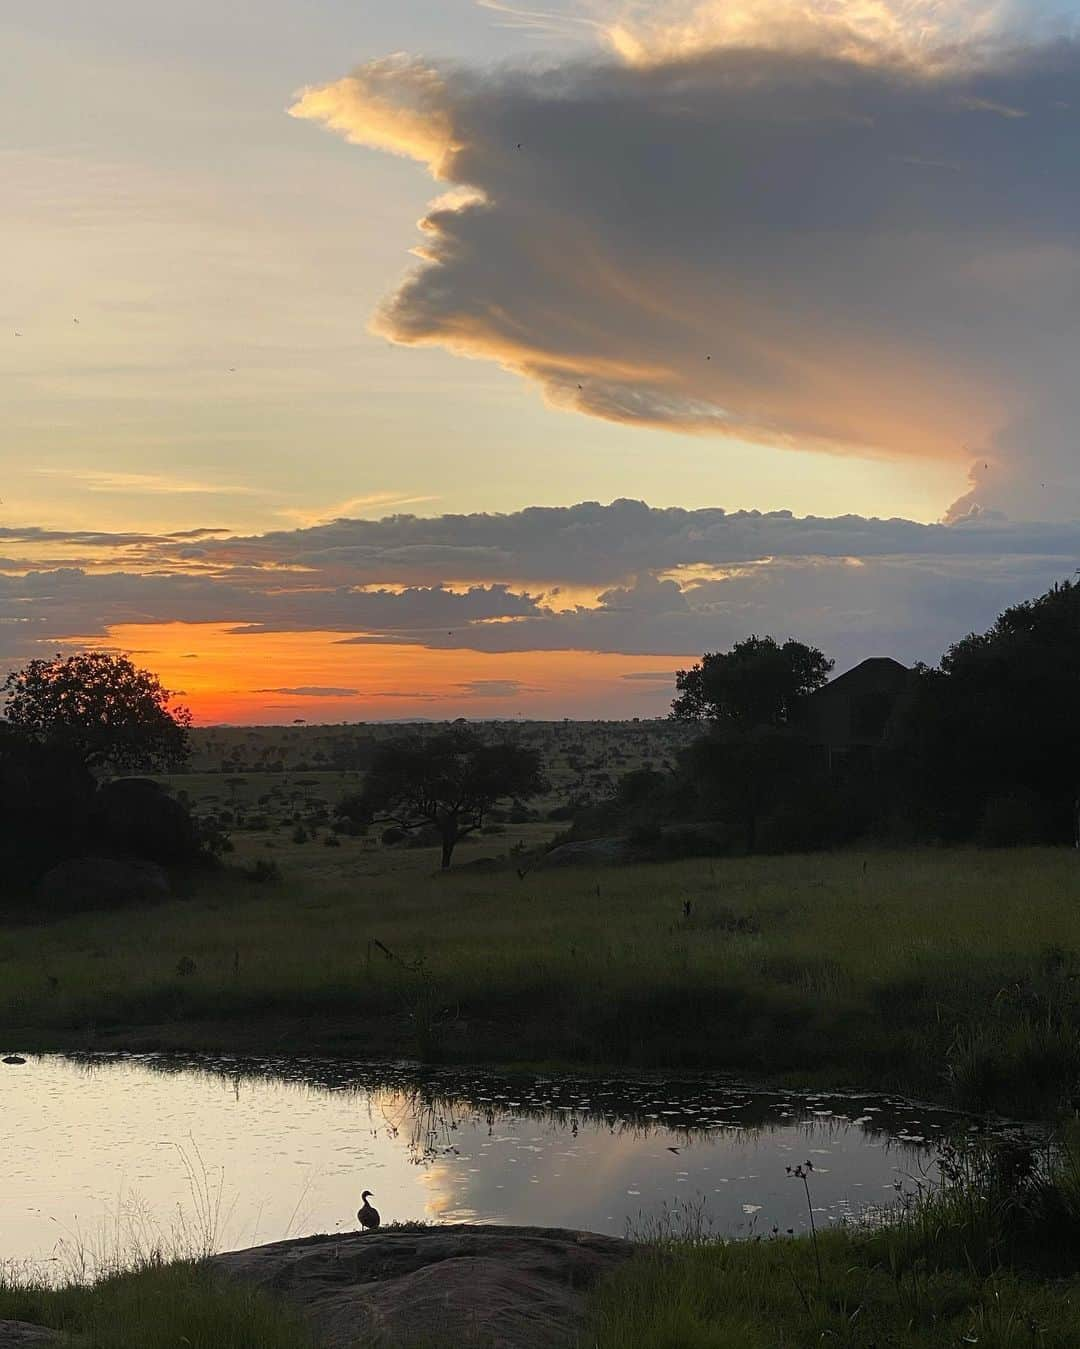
[979,790,1046,847]
[627,822,663,850]
[657,824,733,859]
[240,859,281,885]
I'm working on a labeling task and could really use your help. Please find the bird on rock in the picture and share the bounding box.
[358,1190,380,1231]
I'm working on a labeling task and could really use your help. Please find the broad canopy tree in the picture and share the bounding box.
[348,729,546,868]
[1,651,192,772]
[671,635,833,727]
[896,578,1080,841]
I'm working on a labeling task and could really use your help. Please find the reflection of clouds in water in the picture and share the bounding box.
[376,1102,941,1239]
[417,1163,458,1220]
[5,1055,972,1274]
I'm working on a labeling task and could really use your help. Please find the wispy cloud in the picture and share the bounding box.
[276,492,440,527]
[253,685,360,697]
[455,677,541,697]
[475,0,601,41]
[37,469,258,496]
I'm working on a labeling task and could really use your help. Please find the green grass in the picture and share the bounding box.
[6,843,1080,1113]
[591,1230,1080,1348]
[0,1259,314,1348]
[591,1132,1080,1347]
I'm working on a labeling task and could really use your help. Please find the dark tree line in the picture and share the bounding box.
[583,578,1080,855]
[897,579,1080,844]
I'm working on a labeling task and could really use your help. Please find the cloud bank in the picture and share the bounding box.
[291,3,1080,520]
[2,500,1077,673]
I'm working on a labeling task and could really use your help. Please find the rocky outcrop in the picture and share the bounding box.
[91,778,198,865]
[0,1323,61,1346]
[38,856,170,912]
[211,1224,632,1349]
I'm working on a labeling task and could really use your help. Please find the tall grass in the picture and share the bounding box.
[0,1150,311,1349]
[0,1260,315,1349]
[5,844,1080,1112]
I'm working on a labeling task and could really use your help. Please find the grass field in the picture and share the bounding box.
[5,840,1080,1115]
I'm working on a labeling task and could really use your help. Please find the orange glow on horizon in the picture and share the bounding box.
[57,622,687,723]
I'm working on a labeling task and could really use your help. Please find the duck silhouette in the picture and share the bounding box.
[358,1190,380,1231]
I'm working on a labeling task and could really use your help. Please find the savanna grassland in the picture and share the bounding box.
[8,726,1080,1347]
[6,821,1080,1117]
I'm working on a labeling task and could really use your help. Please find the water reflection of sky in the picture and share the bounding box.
[0,1054,967,1272]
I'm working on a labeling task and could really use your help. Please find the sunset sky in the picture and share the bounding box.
[6,0,1080,722]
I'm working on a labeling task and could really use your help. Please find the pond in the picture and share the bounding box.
[0,1053,971,1273]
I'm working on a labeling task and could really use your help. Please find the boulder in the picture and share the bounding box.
[211,1224,632,1349]
[534,837,630,869]
[0,1323,61,1347]
[38,856,170,913]
[91,777,198,865]
[452,855,507,874]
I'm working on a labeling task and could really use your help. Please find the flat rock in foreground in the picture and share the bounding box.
[211,1224,633,1349]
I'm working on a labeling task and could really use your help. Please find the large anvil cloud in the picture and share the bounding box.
[291,29,1080,520]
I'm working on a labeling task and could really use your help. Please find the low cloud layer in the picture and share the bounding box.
[292,10,1080,520]
[2,500,1077,673]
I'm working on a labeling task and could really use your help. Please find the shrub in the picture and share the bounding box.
[240,859,281,885]
[627,822,663,850]
[979,790,1045,847]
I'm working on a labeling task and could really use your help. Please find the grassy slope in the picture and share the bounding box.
[5,842,1080,1112]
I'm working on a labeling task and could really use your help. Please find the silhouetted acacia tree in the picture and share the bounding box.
[672,636,833,727]
[349,729,546,868]
[1,651,192,772]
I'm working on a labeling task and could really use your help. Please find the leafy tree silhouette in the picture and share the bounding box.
[1,651,191,772]
[672,635,833,727]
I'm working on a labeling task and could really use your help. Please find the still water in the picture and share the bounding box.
[1,1054,968,1271]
